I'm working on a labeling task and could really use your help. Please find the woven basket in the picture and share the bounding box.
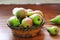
[7,20,44,38]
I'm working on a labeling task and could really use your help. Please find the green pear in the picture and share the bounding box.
[8,16,20,27]
[46,26,59,36]
[12,8,27,18]
[26,10,43,17]
[26,9,33,17]
[26,11,34,17]
[29,14,43,25]
[21,17,33,28]
[49,15,60,24]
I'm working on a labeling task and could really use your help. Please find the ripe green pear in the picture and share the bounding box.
[8,16,20,27]
[12,8,27,18]
[29,14,43,25]
[21,17,33,28]
[46,26,59,36]
[49,15,60,24]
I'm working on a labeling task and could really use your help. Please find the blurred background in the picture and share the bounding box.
[0,0,60,4]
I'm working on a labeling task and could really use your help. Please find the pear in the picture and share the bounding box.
[21,17,33,28]
[26,9,33,17]
[49,15,60,24]
[29,14,43,25]
[8,16,20,27]
[12,8,27,18]
[34,10,43,17]
[26,10,43,17]
[26,9,33,12]
[46,26,59,36]
[26,11,34,17]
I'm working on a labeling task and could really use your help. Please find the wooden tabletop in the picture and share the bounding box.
[0,4,60,40]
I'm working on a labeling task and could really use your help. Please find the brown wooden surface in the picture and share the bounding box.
[0,4,60,40]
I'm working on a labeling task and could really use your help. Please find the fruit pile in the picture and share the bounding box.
[7,8,44,37]
[8,8,43,30]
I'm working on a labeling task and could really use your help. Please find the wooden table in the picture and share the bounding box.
[0,4,60,40]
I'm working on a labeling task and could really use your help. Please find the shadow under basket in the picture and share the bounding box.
[7,21,44,38]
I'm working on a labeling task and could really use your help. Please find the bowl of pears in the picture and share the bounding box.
[7,8,44,37]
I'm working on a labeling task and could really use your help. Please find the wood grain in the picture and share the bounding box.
[0,4,60,40]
